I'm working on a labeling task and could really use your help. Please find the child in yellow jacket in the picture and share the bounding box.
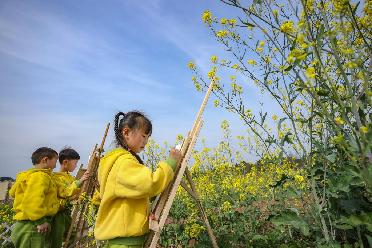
[50,147,90,248]
[94,111,182,247]
[9,147,60,248]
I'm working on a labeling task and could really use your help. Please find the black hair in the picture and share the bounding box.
[58,147,80,164]
[114,111,152,164]
[31,147,58,165]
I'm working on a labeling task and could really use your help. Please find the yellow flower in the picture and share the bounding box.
[345,61,358,69]
[280,21,295,33]
[341,48,353,55]
[294,175,304,183]
[210,55,218,63]
[256,47,263,53]
[264,56,271,63]
[360,126,368,134]
[332,0,348,13]
[229,18,237,26]
[272,115,278,121]
[332,134,344,144]
[355,38,364,45]
[208,66,217,79]
[185,223,205,238]
[287,48,307,63]
[221,120,229,130]
[297,100,305,106]
[259,41,265,47]
[298,20,305,29]
[188,61,196,70]
[220,18,227,25]
[248,59,257,65]
[311,60,318,66]
[335,117,345,125]
[194,83,201,91]
[202,10,212,24]
[296,33,309,49]
[304,0,314,11]
[216,30,228,38]
[221,201,232,212]
[214,99,220,107]
[305,67,316,78]
[232,64,239,69]
[315,123,323,129]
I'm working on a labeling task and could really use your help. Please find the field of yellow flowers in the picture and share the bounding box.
[146,123,312,247]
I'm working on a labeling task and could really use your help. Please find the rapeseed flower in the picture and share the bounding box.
[280,21,295,33]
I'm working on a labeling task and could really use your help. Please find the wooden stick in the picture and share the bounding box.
[145,79,217,247]
[63,123,110,248]
[64,144,97,248]
[146,118,203,247]
[185,168,218,248]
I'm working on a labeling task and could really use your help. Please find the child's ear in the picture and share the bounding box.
[61,159,69,167]
[40,156,49,164]
[122,127,130,137]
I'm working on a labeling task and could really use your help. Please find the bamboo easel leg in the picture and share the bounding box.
[182,168,219,248]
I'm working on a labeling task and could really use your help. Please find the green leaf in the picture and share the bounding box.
[312,111,323,117]
[284,65,293,71]
[316,89,329,96]
[270,174,290,188]
[338,212,372,231]
[334,223,353,230]
[252,234,267,241]
[326,153,336,163]
[278,117,287,131]
[238,17,255,28]
[281,132,293,145]
[270,211,310,236]
[285,187,302,197]
[366,234,372,247]
[361,166,372,193]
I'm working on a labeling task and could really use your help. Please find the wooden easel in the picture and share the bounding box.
[63,123,110,248]
[145,80,219,248]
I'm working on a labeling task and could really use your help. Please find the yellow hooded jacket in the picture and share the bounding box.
[94,148,175,240]
[53,172,81,210]
[9,168,59,224]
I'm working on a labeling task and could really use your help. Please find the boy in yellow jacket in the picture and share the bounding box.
[51,147,89,248]
[9,147,60,248]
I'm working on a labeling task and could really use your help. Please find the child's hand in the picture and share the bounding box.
[169,148,182,165]
[80,170,90,182]
[36,222,50,234]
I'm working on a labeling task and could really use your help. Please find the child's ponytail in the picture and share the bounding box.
[114,112,128,150]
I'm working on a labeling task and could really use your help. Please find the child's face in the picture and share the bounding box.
[123,128,150,153]
[62,159,79,172]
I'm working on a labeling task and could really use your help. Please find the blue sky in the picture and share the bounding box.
[0,0,277,177]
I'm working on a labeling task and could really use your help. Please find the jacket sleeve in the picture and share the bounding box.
[56,179,81,198]
[22,172,50,221]
[114,156,174,199]
[8,182,17,199]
